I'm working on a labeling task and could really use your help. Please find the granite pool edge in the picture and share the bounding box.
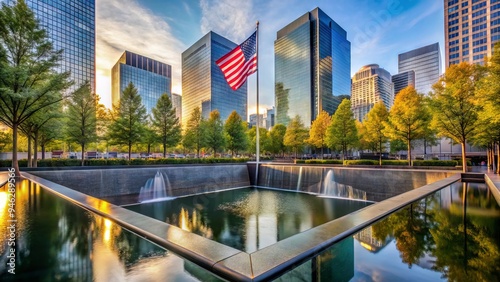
[21,171,462,282]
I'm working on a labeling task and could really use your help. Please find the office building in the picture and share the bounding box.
[266,107,275,130]
[111,51,172,115]
[21,0,95,93]
[182,31,247,126]
[392,70,415,96]
[249,113,265,128]
[398,43,441,95]
[351,64,394,122]
[171,93,182,124]
[275,7,351,126]
[445,0,500,68]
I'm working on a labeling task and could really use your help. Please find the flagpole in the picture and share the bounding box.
[255,21,260,186]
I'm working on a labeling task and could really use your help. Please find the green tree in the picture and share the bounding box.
[267,124,287,157]
[151,93,181,157]
[430,63,485,172]
[247,126,269,156]
[183,107,206,157]
[284,115,308,158]
[385,86,430,166]
[224,111,248,157]
[205,110,225,156]
[326,99,358,162]
[64,82,97,166]
[0,0,71,175]
[363,101,389,165]
[142,120,158,156]
[107,82,147,160]
[307,110,331,159]
[476,42,500,173]
[38,117,63,159]
[0,129,10,152]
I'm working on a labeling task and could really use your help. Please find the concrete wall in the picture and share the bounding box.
[29,165,250,198]
[258,164,457,202]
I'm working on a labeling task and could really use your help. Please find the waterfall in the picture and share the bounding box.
[322,170,367,201]
[296,166,303,191]
[138,171,173,203]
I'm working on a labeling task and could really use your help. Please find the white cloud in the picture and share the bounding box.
[96,0,185,107]
[199,0,256,42]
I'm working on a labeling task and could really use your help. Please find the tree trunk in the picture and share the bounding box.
[496,142,500,174]
[41,144,46,160]
[33,130,39,168]
[163,143,167,158]
[407,139,412,166]
[487,144,492,171]
[81,143,85,166]
[128,142,132,161]
[147,143,151,155]
[492,143,497,173]
[379,141,382,166]
[321,147,324,159]
[12,124,20,177]
[27,133,32,168]
[461,141,467,173]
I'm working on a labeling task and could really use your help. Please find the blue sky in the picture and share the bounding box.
[96,0,444,115]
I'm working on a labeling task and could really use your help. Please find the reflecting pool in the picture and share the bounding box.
[277,181,500,281]
[126,188,371,252]
[0,180,223,282]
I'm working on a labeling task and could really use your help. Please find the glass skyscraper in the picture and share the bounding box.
[111,51,172,115]
[181,31,247,125]
[392,70,415,96]
[275,7,351,126]
[20,0,96,93]
[351,64,394,122]
[171,93,182,124]
[398,43,441,95]
[444,0,500,68]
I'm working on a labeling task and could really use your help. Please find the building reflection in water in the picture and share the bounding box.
[0,180,222,281]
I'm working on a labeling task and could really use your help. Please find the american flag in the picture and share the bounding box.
[216,31,257,91]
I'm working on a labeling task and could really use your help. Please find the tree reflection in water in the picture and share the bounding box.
[372,182,500,280]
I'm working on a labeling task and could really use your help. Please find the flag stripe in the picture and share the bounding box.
[216,31,257,91]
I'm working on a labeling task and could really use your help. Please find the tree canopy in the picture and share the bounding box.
[326,99,358,161]
[151,93,181,157]
[284,115,309,158]
[385,86,429,166]
[0,0,71,174]
[205,110,226,156]
[362,101,389,165]
[64,82,97,166]
[307,110,331,158]
[107,82,147,160]
[183,107,206,157]
[430,63,485,172]
[224,111,248,157]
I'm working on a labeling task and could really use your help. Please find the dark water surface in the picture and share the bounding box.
[0,180,223,281]
[276,181,500,281]
[126,188,372,252]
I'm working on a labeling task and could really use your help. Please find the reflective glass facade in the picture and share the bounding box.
[351,64,394,122]
[444,0,500,68]
[392,70,415,97]
[22,0,96,93]
[182,31,247,126]
[111,51,172,115]
[171,93,182,124]
[275,7,351,126]
[398,43,441,95]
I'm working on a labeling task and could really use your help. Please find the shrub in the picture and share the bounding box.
[382,160,409,166]
[304,159,343,165]
[344,160,378,165]
[412,160,458,167]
